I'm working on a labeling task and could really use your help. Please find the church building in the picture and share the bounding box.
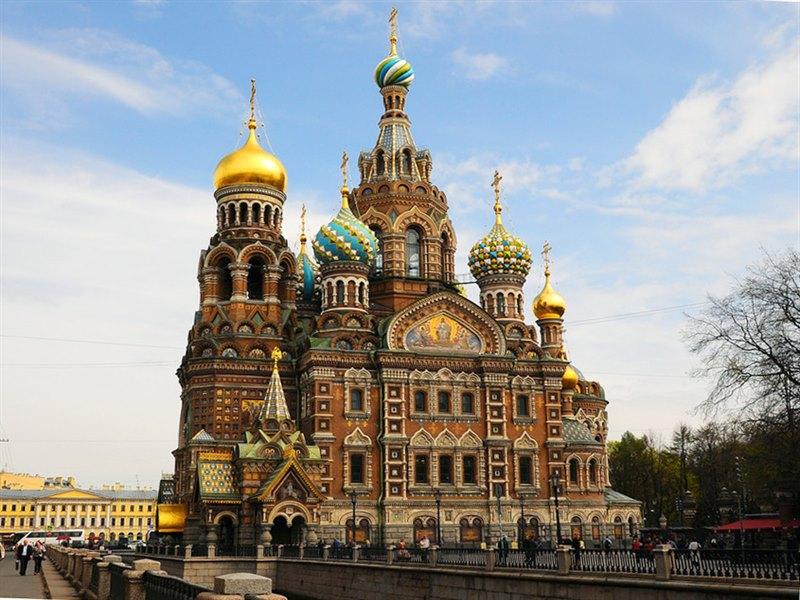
[158,12,640,551]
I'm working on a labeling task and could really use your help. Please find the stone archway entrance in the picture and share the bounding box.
[271,515,306,545]
[219,515,236,553]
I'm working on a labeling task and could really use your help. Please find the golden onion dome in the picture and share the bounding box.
[532,244,566,319]
[213,118,287,191]
[562,365,579,391]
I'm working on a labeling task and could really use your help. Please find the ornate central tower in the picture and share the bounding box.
[351,12,457,313]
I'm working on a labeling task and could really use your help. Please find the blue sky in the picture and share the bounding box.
[1,1,798,487]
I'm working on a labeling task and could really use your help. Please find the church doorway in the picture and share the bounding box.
[218,515,236,554]
[271,515,306,545]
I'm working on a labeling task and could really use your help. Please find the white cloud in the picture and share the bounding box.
[451,48,509,81]
[623,37,799,192]
[0,30,241,117]
[571,1,618,17]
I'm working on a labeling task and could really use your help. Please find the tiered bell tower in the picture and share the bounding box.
[351,11,456,313]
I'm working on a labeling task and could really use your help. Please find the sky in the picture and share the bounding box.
[1,1,798,488]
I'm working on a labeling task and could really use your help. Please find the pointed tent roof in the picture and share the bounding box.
[190,428,215,443]
[259,348,291,422]
[253,448,325,503]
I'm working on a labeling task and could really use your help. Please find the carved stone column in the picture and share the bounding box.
[201,267,219,306]
[229,262,250,301]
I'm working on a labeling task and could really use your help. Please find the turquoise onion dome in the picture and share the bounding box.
[468,172,532,279]
[375,54,414,88]
[296,208,318,301]
[312,186,378,266]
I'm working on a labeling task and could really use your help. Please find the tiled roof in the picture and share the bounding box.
[562,417,602,446]
[604,488,641,504]
[190,429,215,443]
[197,459,238,502]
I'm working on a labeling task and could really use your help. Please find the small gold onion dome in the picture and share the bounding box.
[213,118,287,192]
[532,245,566,319]
[562,365,579,391]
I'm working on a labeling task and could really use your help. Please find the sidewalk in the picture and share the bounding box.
[40,559,80,600]
[0,556,45,599]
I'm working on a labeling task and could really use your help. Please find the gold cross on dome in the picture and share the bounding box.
[491,170,503,223]
[249,79,256,122]
[389,7,398,54]
[341,151,349,188]
[542,241,552,272]
[271,346,283,369]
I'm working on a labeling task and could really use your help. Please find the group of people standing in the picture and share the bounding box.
[0,539,45,576]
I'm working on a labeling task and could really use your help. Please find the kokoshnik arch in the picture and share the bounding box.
[156,11,641,550]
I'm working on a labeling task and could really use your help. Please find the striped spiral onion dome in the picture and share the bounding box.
[468,222,533,279]
[298,252,317,301]
[374,54,415,88]
[312,204,378,266]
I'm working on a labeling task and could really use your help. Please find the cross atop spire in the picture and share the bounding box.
[542,241,552,276]
[299,204,307,248]
[271,346,283,370]
[491,169,503,225]
[389,7,398,55]
[249,78,257,125]
[340,151,350,209]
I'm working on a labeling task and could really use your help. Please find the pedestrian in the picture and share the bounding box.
[33,541,44,574]
[0,541,6,561]
[603,535,613,552]
[17,540,33,576]
[498,535,509,566]
[571,535,582,567]
[632,535,642,563]
[688,538,701,569]
[363,538,371,560]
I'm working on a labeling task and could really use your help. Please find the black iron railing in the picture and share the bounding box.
[497,548,558,571]
[190,544,208,557]
[571,549,655,574]
[142,570,211,600]
[437,547,487,568]
[672,549,799,581]
[109,562,131,600]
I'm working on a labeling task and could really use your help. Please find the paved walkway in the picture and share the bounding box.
[40,558,79,600]
[0,554,45,598]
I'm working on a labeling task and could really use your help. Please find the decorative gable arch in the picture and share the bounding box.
[343,427,372,447]
[385,291,506,356]
[459,430,483,448]
[435,429,458,447]
[514,432,539,450]
[410,429,434,447]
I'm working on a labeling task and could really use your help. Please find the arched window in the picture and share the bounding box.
[439,454,453,485]
[239,202,248,225]
[496,293,506,315]
[614,517,624,540]
[405,228,421,277]
[591,516,601,541]
[437,391,451,413]
[350,388,364,412]
[335,281,345,305]
[516,395,529,417]
[519,456,533,485]
[376,151,385,176]
[570,516,582,540]
[247,257,265,300]
[414,391,427,413]
[228,203,236,226]
[461,393,474,414]
[517,295,524,318]
[370,226,383,273]
[459,517,483,546]
[346,517,371,544]
[217,257,233,301]
[265,205,273,227]
[441,233,450,281]
[402,149,412,175]
[358,282,365,305]
[588,459,598,485]
[569,458,579,484]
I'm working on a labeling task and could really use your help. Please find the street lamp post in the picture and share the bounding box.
[433,490,443,546]
[349,490,357,546]
[494,483,503,540]
[549,472,562,546]
[519,493,526,544]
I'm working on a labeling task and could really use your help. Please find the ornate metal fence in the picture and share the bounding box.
[142,570,211,600]
[436,547,487,568]
[190,544,208,557]
[497,548,558,571]
[571,549,655,574]
[672,549,799,581]
[109,562,131,600]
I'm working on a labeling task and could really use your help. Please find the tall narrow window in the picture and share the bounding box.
[217,257,233,301]
[414,455,429,484]
[247,257,265,300]
[437,391,451,413]
[569,458,579,484]
[358,282,365,305]
[376,151,385,176]
[406,228,421,276]
[414,391,427,412]
[461,393,474,414]
[440,232,450,281]
[439,455,453,484]
[516,395,529,417]
[463,456,477,485]
[519,456,533,485]
[252,204,261,224]
[336,280,345,305]
[496,294,506,315]
[350,453,364,484]
[350,389,364,412]
[588,459,597,484]
[402,149,412,175]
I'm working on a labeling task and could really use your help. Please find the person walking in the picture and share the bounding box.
[498,535,509,566]
[33,541,44,574]
[571,535,582,567]
[688,538,701,570]
[17,540,33,576]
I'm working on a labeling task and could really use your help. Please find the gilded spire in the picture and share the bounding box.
[259,347,291,423]
[491,169,503,225]
[340,151,350,210]
[299,204,308,253]
[389,7,398,55]
[248,78,257,129]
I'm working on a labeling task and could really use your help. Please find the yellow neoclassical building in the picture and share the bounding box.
[0,487,157,542]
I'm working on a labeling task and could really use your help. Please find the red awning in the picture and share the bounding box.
[715,519,800,532]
